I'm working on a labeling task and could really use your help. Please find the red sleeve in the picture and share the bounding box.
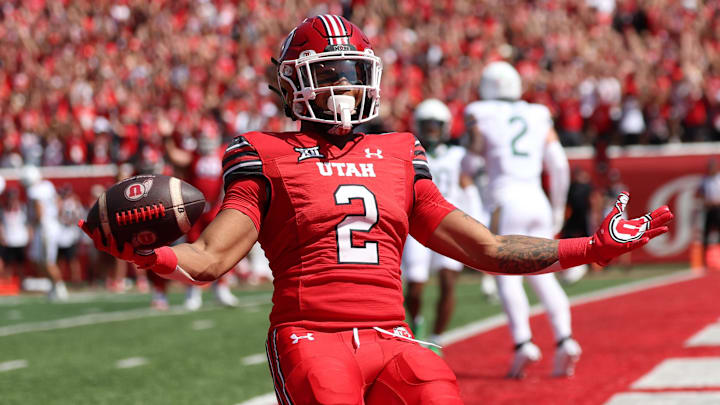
[409,179,457,245]
[220,178,267,232]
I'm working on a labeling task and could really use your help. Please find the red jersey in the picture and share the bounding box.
[221,131,454,330]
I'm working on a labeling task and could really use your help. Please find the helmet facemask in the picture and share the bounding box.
[416,119,449,151]
[278,48,382,134]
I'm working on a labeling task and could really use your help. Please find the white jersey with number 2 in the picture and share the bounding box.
[466,100,552,194]
[465,99,553,236]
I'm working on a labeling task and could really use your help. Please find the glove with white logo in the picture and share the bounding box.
[557,192,673,268]
[78,220,176,272]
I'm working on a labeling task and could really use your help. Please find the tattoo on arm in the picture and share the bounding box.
[494,235,559,274]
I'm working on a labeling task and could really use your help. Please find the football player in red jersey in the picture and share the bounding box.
[82,15,673,404]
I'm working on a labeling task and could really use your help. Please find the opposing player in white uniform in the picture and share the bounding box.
[464,62,580,378]
[402,99,483,352]
[21,165,68,301]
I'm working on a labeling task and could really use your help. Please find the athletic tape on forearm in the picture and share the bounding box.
[150,247,210,286]
[557,237,593,268]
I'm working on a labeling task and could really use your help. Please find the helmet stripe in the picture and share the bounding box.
[332,15,347,35]
[331,15,349,44]
[317,15,337,45]
[324,14,341,37]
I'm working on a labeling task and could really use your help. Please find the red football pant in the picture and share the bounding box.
[266,326,462,405]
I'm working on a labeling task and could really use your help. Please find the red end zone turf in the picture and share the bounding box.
[445,272,720,405]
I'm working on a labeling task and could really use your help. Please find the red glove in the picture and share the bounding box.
[78,220,176,273]
[558,192,673,268]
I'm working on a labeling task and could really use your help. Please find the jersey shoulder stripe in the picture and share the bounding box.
[222,134,263,190]
[412,138,432,182]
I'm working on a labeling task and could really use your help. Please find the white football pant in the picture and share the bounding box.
[491,187,572,344]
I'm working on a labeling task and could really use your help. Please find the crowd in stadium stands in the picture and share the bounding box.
[0,0,719,170]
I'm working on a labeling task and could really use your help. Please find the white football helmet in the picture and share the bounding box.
[20,165,41,188]
[413,98,452,147]
[479,61,522,101]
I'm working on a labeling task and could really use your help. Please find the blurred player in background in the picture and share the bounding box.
[164,122,239,310]
[21,165,68,301]
[697,158,720,269]
[402,98,483,354]
[83,16,672,404]
[0,186,31,282]
[56,185,85,284]
[464,61,579,378]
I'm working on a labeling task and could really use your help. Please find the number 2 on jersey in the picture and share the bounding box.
[334,185,379,264]
[509,116,529,157]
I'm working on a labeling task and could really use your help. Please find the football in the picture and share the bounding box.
[85,174,205,250]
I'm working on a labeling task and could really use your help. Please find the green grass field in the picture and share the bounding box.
[0,264,687,405]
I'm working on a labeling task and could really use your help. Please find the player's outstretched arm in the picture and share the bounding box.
[80,208,258,285]
[426,192,673,275]
[169,209,258,282]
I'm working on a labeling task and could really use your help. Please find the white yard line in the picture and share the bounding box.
[241,353,267,366]
[115,357,148,369]
[0,359,28,372]
[235,392,278,405]
[685,319,720,347]
[191,319,216,330]
[605,392,720,405]
[631,357,720,389]
[0,294,271,337]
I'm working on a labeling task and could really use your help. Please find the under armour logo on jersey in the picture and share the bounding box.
[290,333,315,344]
[295,146,325,162]
[364,148,383,159]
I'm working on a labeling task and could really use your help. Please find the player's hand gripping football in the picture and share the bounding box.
[78,220,158,269]
[559,192,673,267]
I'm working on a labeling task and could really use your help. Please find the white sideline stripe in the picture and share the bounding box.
[604,392,720,405]
[565,142,720,160]
[191,319,215,330]
[0,164,117,180]
[632,358,720,388]
[440,270,697,346]
[0,359,28,372]
[235,392,278,405]
[686,322,720,347]
[0,294,271,337]
[116,357,148,369]
[1,291,171,306]
[241,353,267,366]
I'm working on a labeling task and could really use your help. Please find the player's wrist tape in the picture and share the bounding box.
[149,246,178,274]
[557,237,593,268]
[150,247,210,286]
